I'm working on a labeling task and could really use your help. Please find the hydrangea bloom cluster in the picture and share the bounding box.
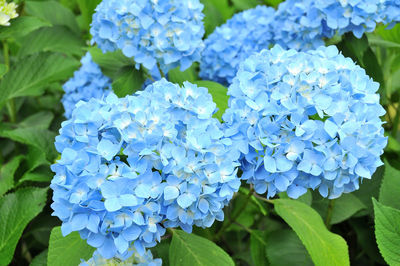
[80,249,161,266]
[223,45,387,199]
[0,0,18,26]
[199,6,275,85]
[51,78,240,259]
[383,0,400,27]
[90,0,205,74]
[200,0,400,85]
[62,52,111,119]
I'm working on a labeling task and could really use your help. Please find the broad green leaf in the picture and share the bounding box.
[0,53,79,108]
[232,0,260,10]
[168,64,198,85]
[0,16,51,39]
[369,37,400,49]
[274,199,350,266]
[169,229,234,266]
[373,198,400,265]
[0,64,8,78]
[88,47,133,79]
[77,0,102,30]
[312,193,366,224]
[19,111,54,130]
[379,160,400,210]
[250,230,268,266]
[30,250,48,266]
[192,80,228,121]
[331,194,366,224]
[262,0,283,7]
[280,190,312,206]
[0,128,57,161]
[0,155,24,196]
[0,187,48,265]
[25,1,80,34]
[18,26,85,57]
[112,67,145,97]
[376,24,400,44]
[18,167,53,185]
[26,147,51,172]
[266,229,313,266]
[353,166,384,212]
[200,0,233,35]
[47,227,95,266]
[363,47,384,85]
[349,219,385,264]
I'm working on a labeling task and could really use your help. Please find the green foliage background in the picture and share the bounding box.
[0,0,400,265]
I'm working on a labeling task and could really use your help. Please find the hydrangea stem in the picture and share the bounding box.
[214,188,254,241]
[3,40,16,123]
[157,62,165,78]
[325,199,335,229]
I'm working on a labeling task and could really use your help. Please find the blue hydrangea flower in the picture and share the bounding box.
[90,0,205,74]
[199,6,275,85]
[80,249,161,266]
[51,79,241,259]
[61,52,111,118]
[223,45,387,199]
[383,0,400,27]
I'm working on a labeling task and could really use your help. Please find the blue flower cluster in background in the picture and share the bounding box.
[51,79,241,259]
[80,249,162,266]
[200,0,400,85]
[223,45,387,199]
[199,6,275,85]
[61,52,111,118]
[90,0,205,74]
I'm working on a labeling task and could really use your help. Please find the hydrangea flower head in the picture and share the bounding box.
[90,0,205,74]
[199,6,275,85]
[0,0,18,26]
[80,249,161,266]
[223,45,387,199]
[51,79,240,259]
[61,52,111,118]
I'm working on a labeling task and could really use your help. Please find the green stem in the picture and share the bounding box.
[392,103,400,137]
[2,40,16,123]
[157,62,166,78]
[325,199,335,229]
[214,188,254,241]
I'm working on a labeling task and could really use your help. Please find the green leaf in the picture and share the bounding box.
[0,52,79,108]
[88,47,133,79]
[18,167,53,185]
[379,160,400,210]
[47,226,95,266]
[192,80,228,121]
[112,67,145,97]
[169,229,234,266]
[331,194,366,224]
[76,0,101,30]
[18,26,85,57]
[0,16,51,39]
[232,0,260,10]
[373,198,400,265]
[250,230,268,266]
[0,155,24,196]
[274,199,350,266]
[262,0,283,8]
[0,128,57,161]
[376,24,400,44]
[19,111,54,130]
[0,64,8,79]
[266,229,313,266]
[0,187,48,265]
[25,1,80,34]
[363,47,384,85]
[200,0,233,35]
[352,166,384,212]
[168,64,198,85]
[30,250,48,266]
